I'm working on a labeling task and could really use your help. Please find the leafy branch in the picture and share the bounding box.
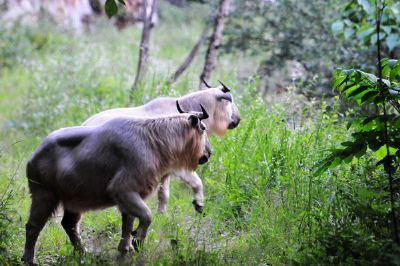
[315,60,400,175]
[315,1,399,244]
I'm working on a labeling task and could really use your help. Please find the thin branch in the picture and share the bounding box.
[168,23,211,84]
[375,0,399,245]
[199,0,231,89]
[130,0,158,103]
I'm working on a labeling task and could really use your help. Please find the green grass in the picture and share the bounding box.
[0,4,399,266]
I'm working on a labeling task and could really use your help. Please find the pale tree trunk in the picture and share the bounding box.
[130,0,158,103]
[168,24,210,84]
[199,0,231,89]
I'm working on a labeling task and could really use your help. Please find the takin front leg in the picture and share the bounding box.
[61,210,85,253]
[113,191,152,252]
[23,189,59,265]
[157,175,170,213]
[118,212,134,253]
[175,170,204,213]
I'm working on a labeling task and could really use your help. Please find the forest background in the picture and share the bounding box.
[0,0,400,265]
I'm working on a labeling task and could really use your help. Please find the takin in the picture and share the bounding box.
[23,105,211,265]
[83,80,240,213]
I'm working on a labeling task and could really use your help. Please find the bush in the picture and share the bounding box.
[0,187,19,265]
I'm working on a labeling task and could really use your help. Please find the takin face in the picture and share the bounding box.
[173,80,240,137]
[176,100,211,166]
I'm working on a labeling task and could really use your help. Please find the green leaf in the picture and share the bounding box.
[357,90,378,104]
[382,58,392,79]
[313,156,338,176]
[341,84,358,94]
[344,27,355,40]
[387,59,398,68]
[371,32,387,44]
[375,145,398,161]
[355,145,367,158]
[105,0,118,18]
[364,72,378,83]
[340,141,355,147]
[386,34,398,52]
[357,27,375,41]
[314,138,370,176]
[382,26,393,35]
[390,61,400,81]
[354,70,362,83]
[333,73,347,90]
[364,133,383,151]
[347,85,370,98]
[331,21,344,34]
[357,0,372,14]
[381,78,391,88]
[362,116,376,125]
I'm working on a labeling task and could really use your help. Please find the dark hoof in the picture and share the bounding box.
[170,239,178,250]
[192,200,204,213]
[74,245,87,254]
[118,240,134,254]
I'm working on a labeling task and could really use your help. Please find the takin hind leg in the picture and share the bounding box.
[61,210,85,252]
[23,189,59,265]
[175,170,204,213]
[113,191,152,252]
[157,175,170,213]
[118,212,135,253]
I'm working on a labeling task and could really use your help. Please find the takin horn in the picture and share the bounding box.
[201,77,212,88]
[176,100,186,113]
[218,80,231,93]
[199,104,209,120]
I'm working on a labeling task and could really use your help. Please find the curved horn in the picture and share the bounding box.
[201,77,212,88]
[218,80,231,93]
[176,100,186,113]
[199,104,209,120]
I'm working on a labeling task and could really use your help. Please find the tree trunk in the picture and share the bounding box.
[199,0,231,89]
[168,24,210,84]
[130,0,158,103]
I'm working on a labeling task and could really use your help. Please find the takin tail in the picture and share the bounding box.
[26,159,44,193]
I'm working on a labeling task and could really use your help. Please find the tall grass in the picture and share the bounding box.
[0,4,398,265]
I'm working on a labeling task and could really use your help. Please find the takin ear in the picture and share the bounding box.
[188,115,199,127]
[217,93,232,102]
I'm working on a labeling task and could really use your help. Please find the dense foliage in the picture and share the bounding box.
[223,0,346,95]
[332,0,400,68]
[314,60,400,258]
[316,59,400,175]
[314,1,400,260]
